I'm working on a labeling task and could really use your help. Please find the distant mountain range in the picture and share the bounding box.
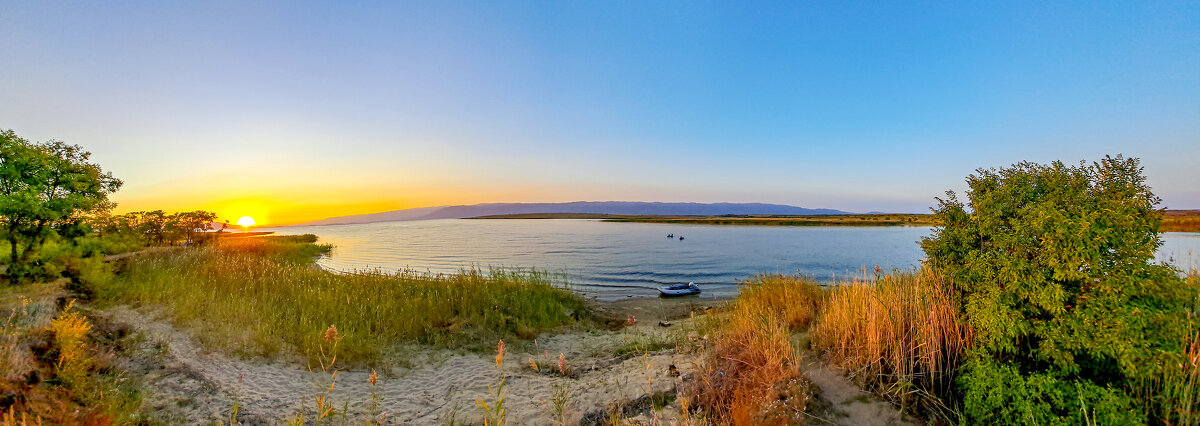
[296,202,851,226]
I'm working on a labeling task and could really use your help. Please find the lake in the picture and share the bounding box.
[269,219,1200,301]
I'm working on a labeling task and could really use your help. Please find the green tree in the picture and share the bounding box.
[0,130,122,285]
[922,155,1196,424]
[133,210,167,246]
[165,210,218,244]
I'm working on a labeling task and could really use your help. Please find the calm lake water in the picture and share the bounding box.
[268,219,1200,301]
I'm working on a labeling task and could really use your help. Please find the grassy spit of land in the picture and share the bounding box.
[471,210,1200,231]
[470,212,937,226]
[1163,209,1200,232]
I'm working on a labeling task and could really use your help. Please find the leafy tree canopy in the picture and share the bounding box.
[1,129,122,284]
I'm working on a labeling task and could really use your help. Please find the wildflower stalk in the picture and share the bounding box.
[477,340,508,425]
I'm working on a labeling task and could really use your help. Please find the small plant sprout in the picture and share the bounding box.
[477,340,508,425]
[311,324,340,420]
[367,369,382,423]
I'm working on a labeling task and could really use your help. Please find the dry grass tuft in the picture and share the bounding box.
[0,407,44,426]
[47,300,92,386]
[735,274,824,330]
[686,275,821,425]
[0,283,141,424]
[811,268,972,420]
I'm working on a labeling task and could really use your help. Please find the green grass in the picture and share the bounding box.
[97,235,592,365]
[613,334,676,357]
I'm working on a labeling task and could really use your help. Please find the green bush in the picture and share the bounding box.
[922,156,1197,424]
[961,359,1144,425]
[76,234,146,257]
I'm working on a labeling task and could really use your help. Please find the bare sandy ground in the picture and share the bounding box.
[107,305,703,424]
[793,333,917,426]
[103,300,914,425]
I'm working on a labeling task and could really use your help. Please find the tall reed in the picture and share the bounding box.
[100,236,589,364]
[811,268,972,420]
[1135,268,1199,424]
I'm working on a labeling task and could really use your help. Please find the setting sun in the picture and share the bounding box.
[236,216,256,229]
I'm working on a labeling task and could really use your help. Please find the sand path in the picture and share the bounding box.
[795,333,918,426]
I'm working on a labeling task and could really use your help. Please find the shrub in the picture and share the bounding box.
[47,300,92,386]
[921,155,1196,424]
[960,359,1145,425]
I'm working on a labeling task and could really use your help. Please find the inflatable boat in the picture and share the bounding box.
[658,282,701,297]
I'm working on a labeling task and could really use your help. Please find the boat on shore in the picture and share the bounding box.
[658,282,701,297]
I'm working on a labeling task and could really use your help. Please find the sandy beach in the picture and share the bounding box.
[86,293,912,425]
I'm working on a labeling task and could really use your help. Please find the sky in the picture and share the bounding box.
[1,1,1197,225]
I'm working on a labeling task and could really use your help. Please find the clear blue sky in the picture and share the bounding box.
[2,1,1197,223]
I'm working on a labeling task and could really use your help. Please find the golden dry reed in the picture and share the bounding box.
[811,268,972,419]
[0,408,42,426]
[687,274,820,425]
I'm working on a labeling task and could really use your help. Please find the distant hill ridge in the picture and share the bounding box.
[297,202,850,226]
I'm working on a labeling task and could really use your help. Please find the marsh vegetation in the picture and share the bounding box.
[100,235,591,365]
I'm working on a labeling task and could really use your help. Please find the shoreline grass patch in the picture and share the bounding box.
[98,235,591,365]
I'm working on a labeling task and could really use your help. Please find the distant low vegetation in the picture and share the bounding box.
[478,211,1200,232]
[1162,209,1200,232]
[605,213,936,227]
[473,212,937,226]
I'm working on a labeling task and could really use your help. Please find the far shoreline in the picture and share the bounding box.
[465,210,1200,232]
[466,212,938,227]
